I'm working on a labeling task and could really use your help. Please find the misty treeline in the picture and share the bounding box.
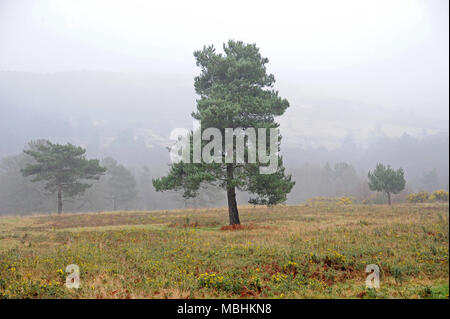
[0,67,448,216]
[0,139,228,215]
[0,131,447,215]
[287,132,449,203]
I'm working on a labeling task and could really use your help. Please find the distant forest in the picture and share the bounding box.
[1,72,448,215]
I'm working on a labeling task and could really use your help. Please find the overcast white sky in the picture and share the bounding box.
[0,0,448,116]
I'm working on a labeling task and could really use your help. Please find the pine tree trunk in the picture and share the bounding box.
[387,192,391,205]
[57,189,63,214]
[227,187,240,225]
[226,164,240,225]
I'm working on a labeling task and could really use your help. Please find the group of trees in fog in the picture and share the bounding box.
[3,135,407,221]
[0,124,447,216]
[0,139,228,215]
[285,161,435,205]
[0,140,142,215]
[0,41,448,217]
[0,137,444,216]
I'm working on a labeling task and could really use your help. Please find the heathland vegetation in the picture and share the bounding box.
[0,202,448,298]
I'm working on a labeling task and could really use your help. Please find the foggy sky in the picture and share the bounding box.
[1,0,448,113]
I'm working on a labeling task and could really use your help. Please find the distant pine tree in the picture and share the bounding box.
[21,140,106,214]
[368,163,406,205]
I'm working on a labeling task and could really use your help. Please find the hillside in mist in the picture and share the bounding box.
[1,71,447,154]
[0,71,448,214]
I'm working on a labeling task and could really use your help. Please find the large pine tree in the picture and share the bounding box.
[153,40,294,225]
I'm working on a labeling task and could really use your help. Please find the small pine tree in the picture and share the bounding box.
[21,140,106,214]
[368,163,406,205]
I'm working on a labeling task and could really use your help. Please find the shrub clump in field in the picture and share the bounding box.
[407,190,449,203]
[197,272,245,294]
[338,196,353,205]
[407,191,430,203]
[431,190,449,202]
[198,272,226,289]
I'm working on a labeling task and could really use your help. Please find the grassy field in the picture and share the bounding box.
[0,202,448,299]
